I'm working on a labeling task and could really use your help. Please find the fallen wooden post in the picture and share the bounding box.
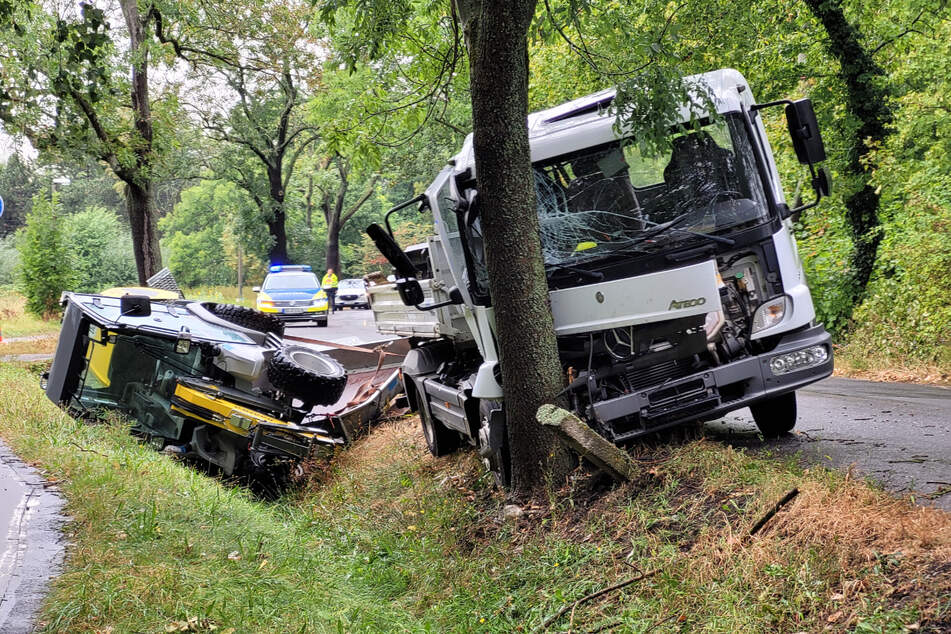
[535,569,659,632]
[748,488,799,536]
[537,404,639,482]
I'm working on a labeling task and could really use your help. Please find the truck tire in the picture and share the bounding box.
[750,391,797,438]
[479,400,511,489]
[414,380,460,457]
[204,303,284,337]
[266,345,347,406]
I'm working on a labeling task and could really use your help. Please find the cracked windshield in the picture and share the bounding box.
[535,114,770,268]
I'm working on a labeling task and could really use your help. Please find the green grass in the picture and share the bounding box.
[183,285,256,308]
[0,364,948,633]
[0,289,62,338]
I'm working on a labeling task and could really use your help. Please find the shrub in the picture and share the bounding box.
[17,194,77,318]
[61,206,137,292]
[0,234,19,287]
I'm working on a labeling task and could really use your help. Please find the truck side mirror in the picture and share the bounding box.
[120,294,151,317]
[366,223,417,280]
[397,279,425,306]
[414,285,464,312]
[786,99,826,165]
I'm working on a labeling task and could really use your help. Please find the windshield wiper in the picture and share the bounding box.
[544,261,605,281]
[635,213,735,247]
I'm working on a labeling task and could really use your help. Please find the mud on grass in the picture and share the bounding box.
[0,364,949,632]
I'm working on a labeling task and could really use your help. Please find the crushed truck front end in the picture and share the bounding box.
[366,68,833,483]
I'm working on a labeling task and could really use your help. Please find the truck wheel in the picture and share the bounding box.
[417,385,460,457]
[750,391,797,438]
[479,400,511,489]
[204,303,284,337]
[266,345,347,406]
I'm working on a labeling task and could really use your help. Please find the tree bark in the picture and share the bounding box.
[321,159,378,275]
[266,163,289,264]
[461,0,573,496]
[126,182,161,283]
[326,219,341,274]
[803,0,891,305]
[119,0,161,282]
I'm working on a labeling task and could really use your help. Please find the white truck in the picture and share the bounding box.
[366,69,833,485]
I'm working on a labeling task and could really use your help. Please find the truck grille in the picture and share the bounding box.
[621,358,695,393]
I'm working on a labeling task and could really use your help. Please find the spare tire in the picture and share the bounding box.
[266,345,347,406]
[204,303,284,337]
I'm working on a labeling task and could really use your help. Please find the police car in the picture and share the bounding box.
[254,265,329,327]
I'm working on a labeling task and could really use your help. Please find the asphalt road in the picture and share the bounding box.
[0,441,65,634]
[706,378,951,511]
[285,306,396,345]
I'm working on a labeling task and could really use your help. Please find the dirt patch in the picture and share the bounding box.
[0,336,58,357]
[833,361,951,387]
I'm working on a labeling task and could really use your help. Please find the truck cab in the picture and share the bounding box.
[368,69,833,484]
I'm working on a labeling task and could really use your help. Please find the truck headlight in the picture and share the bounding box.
[751,296,788,334]
[768,345,829,375]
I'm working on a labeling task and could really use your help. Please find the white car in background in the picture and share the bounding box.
[335,278,370,310]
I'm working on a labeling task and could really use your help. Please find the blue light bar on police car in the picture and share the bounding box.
[269,265,312,273]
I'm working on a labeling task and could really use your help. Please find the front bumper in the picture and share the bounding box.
[592,324,833,442]
[335,296,368,307]
[259,306,328,322]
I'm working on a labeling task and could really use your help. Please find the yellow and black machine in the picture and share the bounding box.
[44,290,356,475]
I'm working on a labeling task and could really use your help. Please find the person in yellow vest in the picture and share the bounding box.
[322,268,338,313]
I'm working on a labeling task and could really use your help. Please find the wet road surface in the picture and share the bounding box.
[0,440,65,633]
[705,377,951,511]
[286,307,395,345]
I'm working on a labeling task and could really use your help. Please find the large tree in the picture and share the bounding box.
[154,0,320,265]
[800,0,890,307]
[0,1,176,282]
[453,0,573,494]
[310,154,379,274]
[316,0,690,494]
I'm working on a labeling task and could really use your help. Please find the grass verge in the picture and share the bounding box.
[183,285,256,308]
[0,335,58,357]
[834,344,951,386]
[0,290,62,338]
[1,364,949,632]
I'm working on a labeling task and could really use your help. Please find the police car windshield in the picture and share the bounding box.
[263,273,319,290]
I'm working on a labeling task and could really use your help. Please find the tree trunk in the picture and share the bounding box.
[119,0,161,282]
[266,163,289,264]
[126,182,161,284]
[325,218,341,274]
[462,0,573,496]
[803,0,891,305]
[305,173,314,230]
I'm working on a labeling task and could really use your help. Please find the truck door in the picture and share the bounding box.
[424,167,474,306]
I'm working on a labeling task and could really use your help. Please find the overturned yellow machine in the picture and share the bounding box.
[45,290,405,475]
